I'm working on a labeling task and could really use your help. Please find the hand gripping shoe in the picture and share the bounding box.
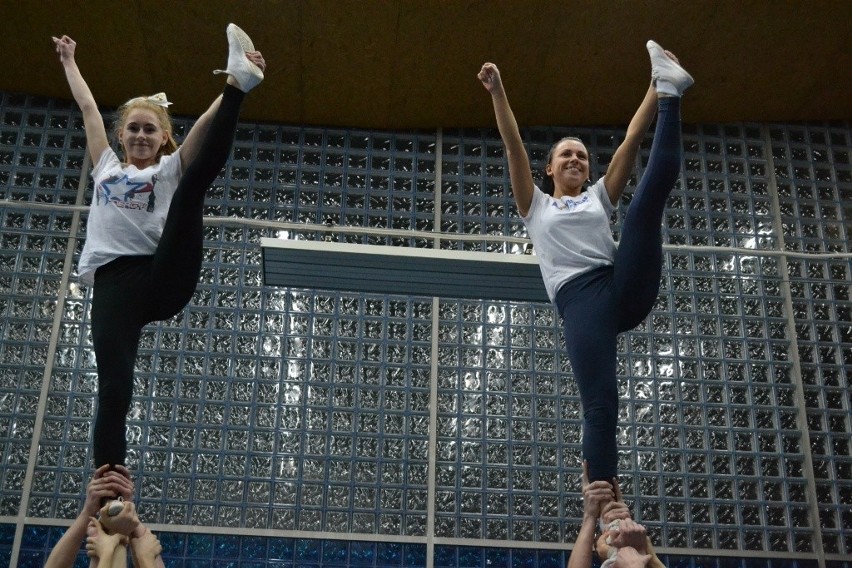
[213,23,264,92]
[646,40,693,96]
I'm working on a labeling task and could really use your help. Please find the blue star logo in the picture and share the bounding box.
[99,174,151,205]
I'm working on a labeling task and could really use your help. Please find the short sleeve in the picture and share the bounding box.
[91,147,119,179]
[591,178,616,215]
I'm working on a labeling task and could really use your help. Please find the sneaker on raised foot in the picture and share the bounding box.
[213,23,264,92]
[98,499,141,537]
[646,40,693,96]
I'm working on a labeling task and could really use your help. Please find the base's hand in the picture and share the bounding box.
[608,518,649,552]
[83,465,135,517]
[614,546,651,568]
[601,500,631,525]
[130,526,164,568]
[581,460,615,519]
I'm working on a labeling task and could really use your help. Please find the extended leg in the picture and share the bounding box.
[149,85,246,318]
[613,96,682,331]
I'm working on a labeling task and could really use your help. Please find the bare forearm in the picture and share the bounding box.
[179,95,223,169]
[61,60,98,113]
[490,89,534,214]
[490,90,526,156]
[645,539,665,568]
[604,85,658,202]
[44,513,89,568]
[568,514,598,568]
[624,85,657,147]
[59,59,109,162]
[106,543,125,568]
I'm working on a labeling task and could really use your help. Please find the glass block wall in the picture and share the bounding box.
[0,91,849,568]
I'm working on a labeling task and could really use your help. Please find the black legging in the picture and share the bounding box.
[91,85,244,467]
[555,96,682,482]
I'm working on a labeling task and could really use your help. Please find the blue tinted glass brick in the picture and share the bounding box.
[459,546,483,567]
[158,531,186,556]
[242,535,268,559]
[486,548,509,565]
[538,551,564,568]
[0,524,15,544]
[0,525,15,566]
[669,555,694,568]
[296,538,322,562]
[21,525,51,547]
[434,544,456,566]
[268,537,296,561]
[187,533,215,557]
[377,541,403,564]
[350,540,375,565]
[322,539,348,563]
[17,551,48,568]
[215,534,240,558]
[403,543,427,567]
[511,548,536,568]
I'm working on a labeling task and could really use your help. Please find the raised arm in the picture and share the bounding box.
[478,63,535,217]
[52,36,110,165]
[569,462,616,568]
[601,85,657,205]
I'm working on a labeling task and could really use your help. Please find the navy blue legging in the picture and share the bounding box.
[90,85,245,467]
[555,96,681,482]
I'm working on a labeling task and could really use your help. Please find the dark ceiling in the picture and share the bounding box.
[3,0,851,129]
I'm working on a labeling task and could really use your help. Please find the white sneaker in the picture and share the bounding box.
[106,499,124,516]
[646,40,693,96]
[213,23,264,92]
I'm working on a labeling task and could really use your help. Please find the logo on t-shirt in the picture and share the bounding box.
[97,174,157,212]
[551,193,590,211]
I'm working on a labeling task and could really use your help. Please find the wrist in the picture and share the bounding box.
[130,525,146,540]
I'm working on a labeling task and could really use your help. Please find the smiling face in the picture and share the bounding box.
[118,108,168,168]
[545,138,590,197]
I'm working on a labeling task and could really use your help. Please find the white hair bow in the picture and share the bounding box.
[125,92,172,108]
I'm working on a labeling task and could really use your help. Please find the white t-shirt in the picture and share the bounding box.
[521,178,617,302]
[77,148,182,285]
